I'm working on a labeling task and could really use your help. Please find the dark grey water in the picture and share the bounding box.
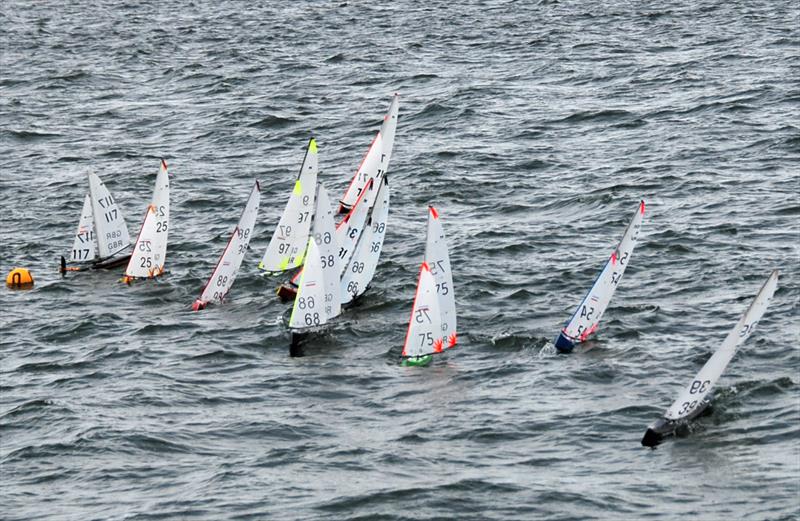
[1,1,799,519]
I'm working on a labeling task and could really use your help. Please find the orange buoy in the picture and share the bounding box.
[6,268,34,289]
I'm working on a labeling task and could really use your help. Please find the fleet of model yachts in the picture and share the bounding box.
[56,95,779,447]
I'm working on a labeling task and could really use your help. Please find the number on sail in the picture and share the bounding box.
[339,115,388,213]
[289,239,329,329]
[70,195,97,262]
[402,262,444,358]
[260,138,318,273]
[663,270,779,421]
[196,181,261,307]
[556,200,645,349]
[88,172,131,259]
[124,159,170,279]
[335,177,375,276]
[340,176,390,305]
[425,205,457,348]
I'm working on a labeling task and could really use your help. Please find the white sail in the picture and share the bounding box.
[88,172,130,259]
[378,93,399,176]
[259,138,318,273]
[197,181,261,306]
[559,200,645,345]
[335,177,375,276]
[70,195,97,262]
[664,270,779,421]
[340,176,390,305]
[339,130,384,213]
[310,184,341,321]
[125,159,170,279]
[289,238,329,330]
[425,205,456,348]
[402,262,444,358]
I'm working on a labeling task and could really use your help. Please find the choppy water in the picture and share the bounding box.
[1,1,799,519]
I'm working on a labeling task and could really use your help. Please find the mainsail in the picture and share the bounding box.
[425,205,456,348]
[642,270,779,447]
[289,238,330,330]
[124,159,170,280]
[310,184,341,321]
[338,96,396,213]
[70,195,97,262]
[259,138,318,274]
[664,270,779,421]
[335,177,375,277]
[555,200,645,351]
[88,172,131,260]
[401,262,444,359]
[194,181,261,309]
[340,176,390,305]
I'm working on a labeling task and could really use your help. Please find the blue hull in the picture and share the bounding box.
[554,331,576,352]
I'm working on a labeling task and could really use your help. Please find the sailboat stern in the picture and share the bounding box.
[641,418,675,447]
[192,299,207,312]
[554,330,576,352]
[276,281,299,302]
[401,354,433,367]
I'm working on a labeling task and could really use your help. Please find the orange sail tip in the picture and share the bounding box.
[161,158,168,170]
[429,206,439,219]
[610,251,617,264]
[421,261,430,272]
[640,200,646,214]
[448,333,457,348]
[433,339,444,353]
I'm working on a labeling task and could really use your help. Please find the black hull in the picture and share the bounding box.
[93,254,131,270]
[641,398,712,447]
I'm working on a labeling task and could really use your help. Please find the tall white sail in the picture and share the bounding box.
[310,184,341,321]
[70,195,97,262]
[289,238,329,330]
[339,130,384,213]
[88,172,130,259]
[378,93,399,176]
[340,176,390,305]
[556,200,645,349]
[401,262,444,358]
[195,181,261,308]
[124,159,170,279]
[259,138,318,273]
[425,205,456,348]
[335,177,375,276]
[663,270,779,421]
